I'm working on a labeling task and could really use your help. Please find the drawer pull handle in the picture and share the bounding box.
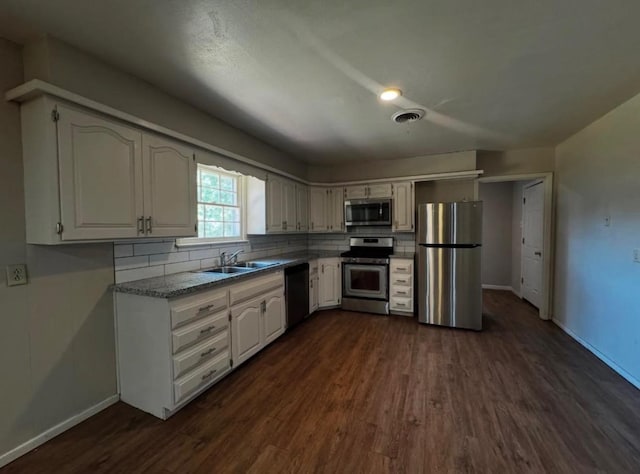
[198,304,214,313]
[201,369,217,381]
[200,348,216,358]
[200,325,216,335]
[397,291,407,295]
[396,267,407,271]
[396,303,406,307]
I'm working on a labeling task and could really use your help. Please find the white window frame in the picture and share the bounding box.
[177,164,248,247]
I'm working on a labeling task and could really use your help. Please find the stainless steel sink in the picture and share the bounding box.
[233,261,276,268]
[202,266,254,274]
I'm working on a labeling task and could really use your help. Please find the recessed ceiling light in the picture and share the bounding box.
[379,88,402,101]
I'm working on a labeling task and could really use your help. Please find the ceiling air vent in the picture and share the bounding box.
[392,109,426,124]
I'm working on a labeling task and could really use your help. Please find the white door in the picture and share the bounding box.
[392,181,414,232]
[142,134,196,237]
[266,175,284,232]
[522,181,544,308]
[231,298,263,366]
[297,184,309,232]
[263,290,285,345]
[57,105,144,240]
[319,258,341,307]
[309,187,328,232]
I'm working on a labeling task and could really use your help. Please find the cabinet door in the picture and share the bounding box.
[296,184,309,232]
[282,179,297,232]
[266,175,284,233]
[142,134,196,237]
[392,181,415,232]
[309,187,328,232]
[367,183,393,198]
[328,188,345,232]
[344,185,367,199]
[263,290,285,345]
[57,105,144,240]
[309,276,319,313]
[231,298,263,367]
[319,258,341,307]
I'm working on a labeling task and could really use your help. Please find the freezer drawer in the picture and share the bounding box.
[417,246,482,330]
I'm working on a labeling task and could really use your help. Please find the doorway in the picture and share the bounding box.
[477,173,553,320]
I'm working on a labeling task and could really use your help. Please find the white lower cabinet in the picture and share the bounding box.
[309,260,319,314]
[318,258,341,308]
[389,257,415,315]
[115,270,285,419]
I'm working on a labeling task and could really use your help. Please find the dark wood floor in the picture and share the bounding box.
[4,290,640,473]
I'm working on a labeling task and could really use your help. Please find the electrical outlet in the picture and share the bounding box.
[6,264,27,287]
[634,249,640,264]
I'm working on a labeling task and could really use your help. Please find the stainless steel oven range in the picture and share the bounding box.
[341,237,393,315]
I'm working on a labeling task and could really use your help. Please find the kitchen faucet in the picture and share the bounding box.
[220,249,244,266]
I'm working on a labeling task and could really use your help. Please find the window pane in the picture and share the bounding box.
[219,191,236,205]
[204,205,223,221]
[220,176,235,192]
[223,207,240,222]
[201,172,219,188]
[197,204,205,220]
[198,220,205,237]
[204,221,223,237]
[224,223,240,237]
[200,187,220,203]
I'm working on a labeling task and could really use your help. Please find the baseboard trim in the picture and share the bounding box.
[0,394,120,468]
[552,318,640,390]
[482,284,512,291]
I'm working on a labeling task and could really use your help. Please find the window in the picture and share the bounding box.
[195,164,244,242]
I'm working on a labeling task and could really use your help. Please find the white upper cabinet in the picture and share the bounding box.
[142,134,197,238]
[282,179,297,232]
[309,187,329,232]
[266,174,285,233]
[344,183,392,200]
[20,97,196,243]
[328,187,344,232]
[56,104,144,240]
[309,187,344,233]
[296,183,309,232]
[392,181,415,232]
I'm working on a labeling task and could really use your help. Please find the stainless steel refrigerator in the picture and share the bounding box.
[417,201,483,330]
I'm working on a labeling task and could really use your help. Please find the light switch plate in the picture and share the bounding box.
[634,249,640,264]
[6,264,28,286]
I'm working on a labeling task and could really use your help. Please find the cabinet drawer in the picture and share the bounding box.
[391,274,413,287]
[391,286,412,298]
[390,259,413,275]
[170,289,228,329]
[173,330,229,379]
[229,271,284,306]
[174,351,230,403]
[390,296,413,312]
[172,310,228,354]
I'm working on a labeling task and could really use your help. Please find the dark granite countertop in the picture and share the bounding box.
[111,251,341,299]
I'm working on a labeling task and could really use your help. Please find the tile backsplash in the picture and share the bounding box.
[113,234,307,283]
[113,229,415,283]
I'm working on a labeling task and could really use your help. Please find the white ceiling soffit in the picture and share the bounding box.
[2,0,640,164]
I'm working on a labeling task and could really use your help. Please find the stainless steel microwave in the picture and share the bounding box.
[344,199,392,227]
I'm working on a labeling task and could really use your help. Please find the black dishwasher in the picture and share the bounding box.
[285,263,309,329]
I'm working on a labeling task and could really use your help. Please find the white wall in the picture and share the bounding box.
[554,92,640,387]
[0,37,117,465]
[479,182,513,287]
[477,147,555,177]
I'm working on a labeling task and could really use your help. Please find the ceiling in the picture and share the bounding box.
[2,0,640,164]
